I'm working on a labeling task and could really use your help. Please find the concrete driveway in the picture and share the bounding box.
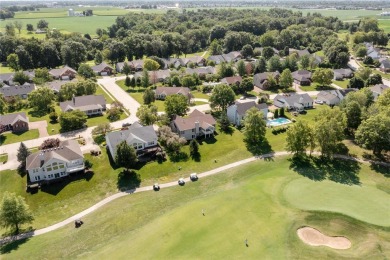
[29,121,49,138]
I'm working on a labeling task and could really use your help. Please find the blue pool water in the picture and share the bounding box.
[267,117,292,127]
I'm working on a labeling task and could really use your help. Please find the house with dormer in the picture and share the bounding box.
[26,140,85,183]
[171,109,216,140]
[105,122,158,158]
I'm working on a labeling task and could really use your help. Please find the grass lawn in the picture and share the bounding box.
[0,66,14,74]
[191,90,210,100]
[379,19,390,34]
[0,129,39,145]
[1,157,389,259]
[0,153,8,163]
[332,79,350,89]
[299,83,335,92]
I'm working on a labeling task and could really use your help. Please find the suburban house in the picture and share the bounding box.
[0,71,35,86]
[155,87,193,102]
[161,58,181,69]
[49,66,78,80]
[91,62,113,76]
[208,51,242,64]
[134,70,171,84]
[292,70,312,86]
[26,140,85,183]
[186,66,217,77]
[0,112,29,133]
[115,60,144,72]
[253,71,280,90]
[59,95,106,116]
[227,101,268,126]
[47,79,77,94]
[105,122,158,158]
[180,56,206,67]
[273,93,314,111]
[0,83,35,99]
[379,59,390,73]
[333,68,354,80]
[316,89,357,106]
[289,48,310,58]
[221,76,243,86]
[370,84,389,100]
[312,54,324,65]
[171,109,216,140]
[365,44,381,60]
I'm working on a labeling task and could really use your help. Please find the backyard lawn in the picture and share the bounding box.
[0,129,39,145]
[1,157,388,259]
[332,79,350,89]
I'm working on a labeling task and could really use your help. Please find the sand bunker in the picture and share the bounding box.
[297,227,351,250]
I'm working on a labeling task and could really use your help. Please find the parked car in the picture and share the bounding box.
[178,178,185,186]
[122,122,131,127]
[315,99,323,104]
[239,96,246,100]
[153,183,160,191]
[190,173,198,181]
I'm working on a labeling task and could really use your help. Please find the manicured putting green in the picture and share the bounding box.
[283,178,390,227]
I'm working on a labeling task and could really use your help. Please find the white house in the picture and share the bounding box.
[227,101,268,126]
[26,140,85,183]
[105,122,158,158]
[273,93,314,111]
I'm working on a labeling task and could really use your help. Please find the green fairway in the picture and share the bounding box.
[284,178,390,226]
[1,157,389,259]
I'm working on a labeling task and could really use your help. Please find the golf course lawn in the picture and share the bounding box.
[1,157,389,259]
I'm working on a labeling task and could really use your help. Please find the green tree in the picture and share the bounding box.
[243,107,266,146]
[49,111,58,123]
[262,47,275,60]
[355,46,367,58]
[299,55,310,70]
[34,68,51,83]
[348,77,365,89]
[106,107,122,122]
[189,139,199,159]
[267,56,281,72]
[0,94,7,115]
[14,21,22,34]
[13,71,30,85]
[377,88,390,109]
[165,94,188,118]
[0,192,34,233]
[279,68,293,90]
[122,62,131,76]
[37,19,48,29]
[143,87,155,105]
[355,67,371,81]
[237,60,246,77]
[5,23,15,36]
[274,109,279,118]
[312,68,334,87]
[209,84,235,111]
[314,107,347,158]
[241,44,254,58]
[92,122,113,135]
[94,51,103,65]
[78,64,95,79]
[143,58,160,71]
[28,87,55,112]
[115,141,138,171]
[344,101,362,130]
[240,77,254,93]
[125,76,131,87]
[366,74,382,86]
[136,104,158,125]
[17,142,30,171]
[26,23,34,32]
[218,112,231,132]
[254,57,267,73]
[6,53,19,71]
[141,69,150,88]
[209,39,222,55]
[59,110,87,131]
[286,120,314,156]
[61,41,86,69]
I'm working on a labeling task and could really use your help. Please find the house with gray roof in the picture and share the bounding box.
[379,59,390,73]
[171,109,216,140]
[0,112,29,133]
[91,62,113,76]
[227,101,268,126]
[333,68,353,80]
[186,66,216,77]
[370,84,389,100]
[0,82,35,99]
[292,70,312,86]
[49,66,77,80]
[134,70,171,84]
[253,71,280,90]
[0,71,34,86]
[155,87,193,102]
[273,93,313,111]
[179,56,206,67]
[208,51,242,64]
[106,122,158,159]
[316,89,357,105]
[26,139,85,183]
[47,79,77,93]
[59,95,106,116]
[116,59,144,73]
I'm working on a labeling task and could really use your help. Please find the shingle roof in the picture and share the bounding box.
[370,84,389,94]
[26,139,83,170]
[0,83,35,97]
[173,109,216,131]
[91,62,113,73]
[292,70,312,81]
[59,95,106,112]
[0,112,28,125]
[155,87,193,98]
[47,79,77,93]
[253,72,280,87]
[221,76,242,85]
[234,101,268,116]
[49,66,77,77]
[274,93,313,107]
[186,66,216,75]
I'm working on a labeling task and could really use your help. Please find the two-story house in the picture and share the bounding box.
[227,101,268,126]
[106,122,158,159]
[26,140,85,183]
[273,93,314,112]
[171,109,216,140]
[59,95,106,116]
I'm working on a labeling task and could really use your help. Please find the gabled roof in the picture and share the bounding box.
[0,71,35,85]
[173,109,216,131]
[49,66,77,77]
[106,122,158,156]
[0,112,28,125]
[292,70,312,81]
[0,83,35,97]
[91,62,113,73]
[59,95,106,112]
[274,93,313,107]
[233,101,268,116]
[47,79,77,93]
[253,71,280,87]
[370,84,389,94]
[186,66,216,75]
[380,59,390,68]
[26,139,83,170]
[221,76,242,85]
[155,87,193,98]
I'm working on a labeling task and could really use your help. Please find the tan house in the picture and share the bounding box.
[221,76,243,86]
[171,109,216,140]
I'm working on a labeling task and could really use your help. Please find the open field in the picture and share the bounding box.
[1,156,389,259]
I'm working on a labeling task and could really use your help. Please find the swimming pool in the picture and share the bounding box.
[267,117,292,127]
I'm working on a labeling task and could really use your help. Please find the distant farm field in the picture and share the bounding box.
[379,19,390,33]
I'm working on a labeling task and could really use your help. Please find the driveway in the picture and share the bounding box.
[29,121,49,138]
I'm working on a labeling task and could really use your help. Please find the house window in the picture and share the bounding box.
[46,167,52,171]
[192,129,195,132]
[53,166,59,170]
[180,131,185,134]
[59,165,64,169]
[35,176,40,181]
[147,141,154,146]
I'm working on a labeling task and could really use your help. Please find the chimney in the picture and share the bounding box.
[39,153,45,167]
[195,121,200,135]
